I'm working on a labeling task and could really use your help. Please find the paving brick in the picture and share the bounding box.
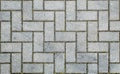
[23,22,43,31]
[55,53,65,72]
[1,43,21,52]
[1,22,10,41]
[77,0,86,10]
[99,11,108,30]
[34,11,54,21]
[88,42,108,52]
[66,1,75,20]
[56,32,75,41]
[0,12,10,21]
[99,32,119,41]
[34,53,53,62]
[23,64,43,73]
[12,11,22,31]
[45,42,64,52]
[34,32,43,52]
[88,1,108,10]
[110,64,120,73]
[88,22,98,41]
[23,1,32,20]
[88,64,97,74]
[110,21,120,30]
[66,43,76,62]
[33,0,43,10]
[1,1,21,10]
[77,32,86,52]
[99,53,108,73]
[12,53,21,73]
[110,1,119,20]
[66,22,86,31]
[12,32,32,41]
[44,64,54,74]
[66,64,86,73]
[23,43,32,62]
[0,54,10,63]
[77,53,97,63]
[77,11,97,20]
[110,43,119,62]
[55,12,65,31]
[1,64,10,74]
[45,22,54,41]
[45,1,64,10]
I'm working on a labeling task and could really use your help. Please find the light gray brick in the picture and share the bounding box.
[77,32,86,52]
[12,11,22,31]
[66,64,86,73]
[77,53,97,63]
[77,11,97,20]
[1,64,10,74]
[77,0,86,10]
[0,12,10,21]
[110,1,119,20]
[66,1,75,20]
[0,54,10,63]
[56,32,75,41]
[23,22,43,31]
[12,53,21,73]
[34,0,43,10]
[23,43,32,62]
[110,43,119,62]
[88,64,97,74]
[45,1,64,10]
[99,53,108,73]
[99,11,108,30]
[110,64,120,73]
[23,64,43,73]
[99,32,119,41]
[55,12,65,31]
[1,43,21,52]
[45,43,64,52]
[45,22,54,41]
[66,43,76,62]
[88,1,108,10]
[88,43,108,52]
[1,22,10,41]
[34,11,54,21]
[12,32,32,41]
[34,32,43,52]
[66,22,86,31]
[110,21,120,30]
[44,64,54,74]
[88,22,98,41]
[55,53,65,72]
[34,53,53,62]
[1,1,21,10]
[23,1,32,20]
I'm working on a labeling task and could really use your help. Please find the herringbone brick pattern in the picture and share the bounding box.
[0,0,120,74]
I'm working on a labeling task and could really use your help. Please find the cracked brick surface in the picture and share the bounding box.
[0,0,120,74]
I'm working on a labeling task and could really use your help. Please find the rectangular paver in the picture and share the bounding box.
[1,1,21,10]
[1,43,21,52]
[45,1,64,10]
[77,11,97,20]
[99,32,119,41]
[34,53,53,62]
[23,64,43,73]
[56,32,75,41]
[88,42,108,52]
[66,64,86,73]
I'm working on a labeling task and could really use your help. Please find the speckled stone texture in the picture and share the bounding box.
[0,0,120,74]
